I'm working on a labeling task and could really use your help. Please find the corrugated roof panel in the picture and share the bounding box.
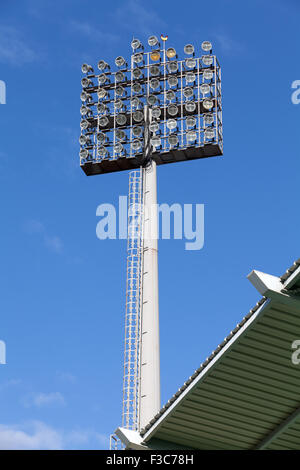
[142,287,300,450]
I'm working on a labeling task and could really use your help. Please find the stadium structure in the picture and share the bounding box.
[115,259,300,450]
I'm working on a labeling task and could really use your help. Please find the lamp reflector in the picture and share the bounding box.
[132,139,142,150]
[203,99,214,110]
[98,73,107,85]
[133,110,143,122]
[150,78,160,90]
[152,107,161,119]
[166,89,175,101]
[132,125,143,137]
[149,122,159,133]
[185,101,196,112]
[168,76,178,87]
[168,134,179,146]
[187,130,197,142]
[185,72,196,83]
[116,113,127,125]
[148,35,159,47]
[97,88,107,99]
[133,68,142,79]
[183,87,193,98]
[131,38,141,50]
[147,94,157,106]
[99,116,109,127]
[167,61,178,73]
[150,65,160,76]
[205,128,215,139]
[184,44,194,55]
[166,119,177,130]
[98,60,108,71]
[202,55,213,66]
[115,56,126,67]
[185,58,196,68]
[200,83,210,95]
[82,63,93,74]
[186,116,196,128]
[151,136,161,148]
[166,47,176,59]
[201,41,212,52]
[168,104,178,116]
[203,69,214,80]
[204,113,214,125]
[150,50,160,61]
[133,53,143,63]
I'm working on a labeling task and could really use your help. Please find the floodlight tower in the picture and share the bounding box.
[79,35,223,438]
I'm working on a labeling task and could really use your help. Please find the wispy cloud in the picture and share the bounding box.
[0,421,107,450]
[214,33,244,54]
[56,371,77,384]
[0,25,37,66]
[24,219,44,235]
[0,379,22,392]
[115,0,166,36]
[24,392,65,408]
[69,20,118,44]
[44,236,63,254]
[24,219,64,254]
[0,422,62,450]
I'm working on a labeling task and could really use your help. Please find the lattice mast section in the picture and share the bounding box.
[122,169,144,430]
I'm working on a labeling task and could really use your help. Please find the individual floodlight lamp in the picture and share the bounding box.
[184,44,194,55]
[166,47,176,59]
[150,50,160,61]
[201,40,212,52]
[81,63,93,74]
[186,58,196,68]
[148,35,159,47]
[98,60,109,71]
[131,38,142,50]
[115,56,126,67]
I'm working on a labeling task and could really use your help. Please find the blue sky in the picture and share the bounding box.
[0,0,299,450]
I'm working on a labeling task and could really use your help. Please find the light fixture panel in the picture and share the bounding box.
[79,37,223,175]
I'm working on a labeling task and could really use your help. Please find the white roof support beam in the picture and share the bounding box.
[115,427,148,450]
[247,270,300,309]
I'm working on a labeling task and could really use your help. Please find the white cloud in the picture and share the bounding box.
[24,219,63,254]
[0,25,37,66]
[24,392,65,408]
[0,379,22,391]
[56,371,77,383]
[24,219,45,234]
[214,33,243,54]
[69,20,118,44]
[45,235,63,254]
[115,0,166,35]
[0,422,62,450]
[0,421,109,450]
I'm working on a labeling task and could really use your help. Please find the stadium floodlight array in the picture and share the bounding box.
[79,35,223,175]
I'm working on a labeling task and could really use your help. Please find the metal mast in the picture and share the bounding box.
[139,159,160,431]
